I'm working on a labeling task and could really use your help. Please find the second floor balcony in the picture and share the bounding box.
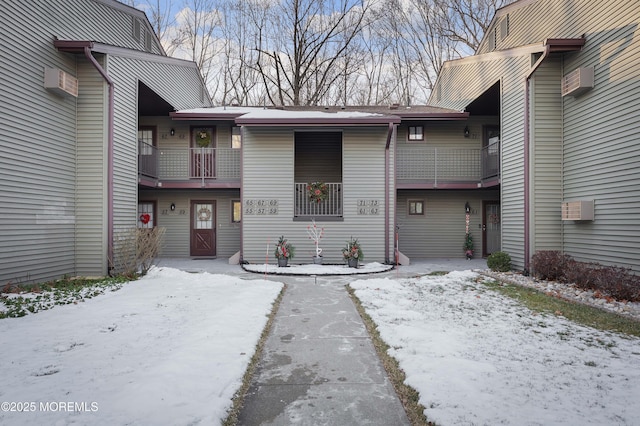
[138,141,241,187]
[396,141,500,188]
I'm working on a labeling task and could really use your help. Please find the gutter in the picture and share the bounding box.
[385,122,394,263]
[83,46,115,275]
[523,38,585,272]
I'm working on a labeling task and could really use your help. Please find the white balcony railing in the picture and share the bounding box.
[295,182,342,217]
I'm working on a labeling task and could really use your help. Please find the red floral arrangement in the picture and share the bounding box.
[307,181,328,203]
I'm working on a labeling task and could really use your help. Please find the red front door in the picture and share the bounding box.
[190,200,216,257]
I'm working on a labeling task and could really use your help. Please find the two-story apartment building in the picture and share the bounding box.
[5,0,637,285]
[140,105,500,265]
[430,0,640,273]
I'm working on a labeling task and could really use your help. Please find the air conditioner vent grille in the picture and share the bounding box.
[562,67,594,97]
[44,67,78,98]
[561,200,594,221]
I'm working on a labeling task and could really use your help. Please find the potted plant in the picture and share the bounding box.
[342,237,363,268]
[463,232,474,259]
[274,235,295,267]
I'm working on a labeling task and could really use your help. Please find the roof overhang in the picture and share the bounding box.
[54,39,94,53]
[171,106,468,125]
[544,37,586,52]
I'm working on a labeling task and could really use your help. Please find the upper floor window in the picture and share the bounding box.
[138,126,156,155]
[408,125,424,141]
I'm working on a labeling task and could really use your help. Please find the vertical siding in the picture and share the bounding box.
[530,57,563,252]
[0,2,78,285]
[75,58,108,276]
[242,126,390,264]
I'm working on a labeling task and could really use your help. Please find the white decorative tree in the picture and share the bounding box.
[306,219,324,260]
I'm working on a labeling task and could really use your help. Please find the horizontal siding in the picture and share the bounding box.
[75,58,108,276]
[140,190,241,258]
[0,2,78,285]
[396,190,500,258]
[530,57,563,253]
[242,126,391,264]
[561,2,640,272]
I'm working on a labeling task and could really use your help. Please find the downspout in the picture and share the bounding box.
[84,46,115,275]
[385,122,394,264]
[523,44,550,272]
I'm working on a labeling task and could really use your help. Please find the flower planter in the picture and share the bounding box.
[313,256,323,265]
[347,258,359,268]
[278,258,289,267]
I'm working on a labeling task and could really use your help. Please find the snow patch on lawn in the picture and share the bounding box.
[243,262,392,275]
[350,270,640,426]
[0,267,282,425]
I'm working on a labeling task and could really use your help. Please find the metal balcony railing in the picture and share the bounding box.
[397,143,500,184]
[138,140,158,178]
[295,182,342,217]
[138,145,241,181]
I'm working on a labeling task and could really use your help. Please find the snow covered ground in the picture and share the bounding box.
[0,268,282,425]
[351,270,640,426]
[243,261,392,275]
[2,266,639,425]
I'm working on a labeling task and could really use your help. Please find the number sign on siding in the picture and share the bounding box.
[245,199,279,215]
[357,199,380,215]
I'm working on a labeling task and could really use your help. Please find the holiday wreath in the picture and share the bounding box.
[195,129,212,147]
[307,181,328,203]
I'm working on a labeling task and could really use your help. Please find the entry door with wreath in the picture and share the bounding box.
[190,200,216,257]
[190,127,215,178]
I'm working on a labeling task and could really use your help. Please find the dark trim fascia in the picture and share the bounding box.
[234,117,402,126]
[170,112,245,121]
[54,40,198,68]
[155,181,241,189]
[393,112,469,121]
[396,182,486,190]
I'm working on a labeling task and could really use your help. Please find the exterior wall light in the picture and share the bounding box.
[465,202,471,213]
[170,203,176,211]
[464,126,470,138]
[170,128,175,136]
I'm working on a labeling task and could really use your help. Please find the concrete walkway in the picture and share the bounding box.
[236,273,410,426]
[155,258,487,425]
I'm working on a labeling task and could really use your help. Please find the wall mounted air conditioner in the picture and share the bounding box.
[561,200,594,221]
[44,67,78,98]
[561,67,594,97]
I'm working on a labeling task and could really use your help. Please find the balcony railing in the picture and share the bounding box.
[397,143,500,184]
[138,142,241,182]
[138,141,158,178]
[481,140,500,180]
[295,182,342,217]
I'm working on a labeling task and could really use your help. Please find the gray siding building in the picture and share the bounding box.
[0,0,210,285]
[430,0,640,273]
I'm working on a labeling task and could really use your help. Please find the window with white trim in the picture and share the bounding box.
[408,125,424,141]
[408,200,424,215]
